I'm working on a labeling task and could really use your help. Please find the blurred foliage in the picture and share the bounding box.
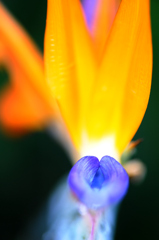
[0,0,159,239]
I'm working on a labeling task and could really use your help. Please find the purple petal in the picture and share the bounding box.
[68,155,129,210]
[81,0,98,32]
[68,156,99,201]
[100,156,129,205]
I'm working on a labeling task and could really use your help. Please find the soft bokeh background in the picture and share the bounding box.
[0,0,159,239]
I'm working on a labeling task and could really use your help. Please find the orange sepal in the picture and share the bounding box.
[67,0,97,123]
[44,0,79,146]
[0,3,56,114]
[86,0,152,154]
[45,0,97,149]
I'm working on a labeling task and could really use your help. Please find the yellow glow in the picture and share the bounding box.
[80,134,119,162]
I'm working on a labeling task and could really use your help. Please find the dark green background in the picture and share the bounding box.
[0,0,159,239]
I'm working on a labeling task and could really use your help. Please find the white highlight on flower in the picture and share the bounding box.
[80,134,120,162]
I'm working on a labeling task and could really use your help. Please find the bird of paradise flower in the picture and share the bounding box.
[0,0,152,162]
[0,0,152,238]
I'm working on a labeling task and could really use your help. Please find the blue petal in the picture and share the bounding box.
[68,156,129,210]
[91,167,105,189]
[81,0,98,32]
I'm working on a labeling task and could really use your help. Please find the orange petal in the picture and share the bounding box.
[67,0,97,125]
[44,0,97,148]
[0,85,50,132]
[0,58,51,131]
[44,0,79,146]
[117,0,152,153]
[0,3,55,113]
[0,40,5,63]
[0,47,54,130]
[86,0,152,154]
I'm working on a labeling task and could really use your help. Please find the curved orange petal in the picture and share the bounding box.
[86,0,152,155]
[116,0,152,153]
[0,60,52,131]
[0,3,55,113]
[0,85,50,132]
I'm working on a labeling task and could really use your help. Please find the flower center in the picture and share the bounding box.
[90,168,105,189]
